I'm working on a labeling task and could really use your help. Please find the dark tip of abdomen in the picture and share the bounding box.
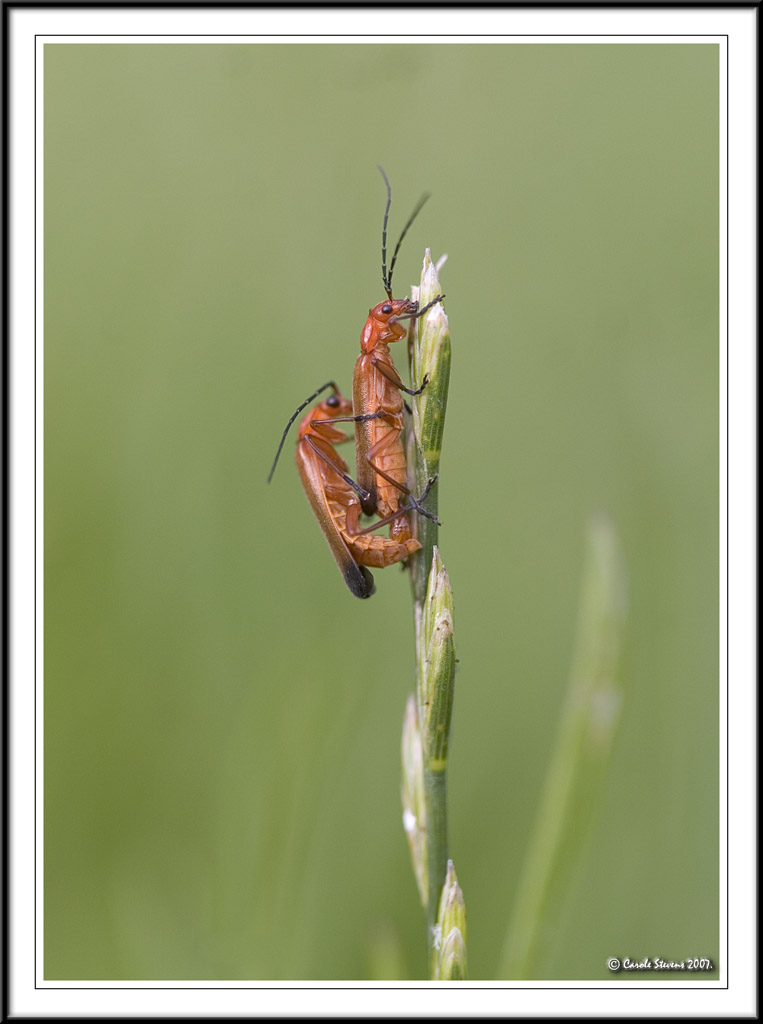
[345,564,376,599]
[360,486,377,518]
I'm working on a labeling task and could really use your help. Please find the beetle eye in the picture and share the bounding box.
[382,304,392,314]
[327,395,340,408]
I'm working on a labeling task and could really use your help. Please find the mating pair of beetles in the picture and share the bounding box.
[268,168,445,599]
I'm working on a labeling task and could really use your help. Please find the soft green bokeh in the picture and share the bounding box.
[44,43,719,980]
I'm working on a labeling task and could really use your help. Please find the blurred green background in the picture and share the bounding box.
[44,43,719,980]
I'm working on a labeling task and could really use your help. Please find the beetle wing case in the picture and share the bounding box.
[352,354,379,515]
[296,445,376,599]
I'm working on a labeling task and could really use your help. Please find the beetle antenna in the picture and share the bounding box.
[387,190,430,297]
[267,381,338,483]
[377,164,393,298]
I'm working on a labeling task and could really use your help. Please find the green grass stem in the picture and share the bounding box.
[499,515,627,979]
[401,251,463,978]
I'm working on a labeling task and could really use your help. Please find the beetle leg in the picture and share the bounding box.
[303,436,373,504]
[353,478,440,535]
[395,294,445,320]
[347,504,413,537]
[371,358,429,398]
[364,431,441,526]
[404,474,441,526]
